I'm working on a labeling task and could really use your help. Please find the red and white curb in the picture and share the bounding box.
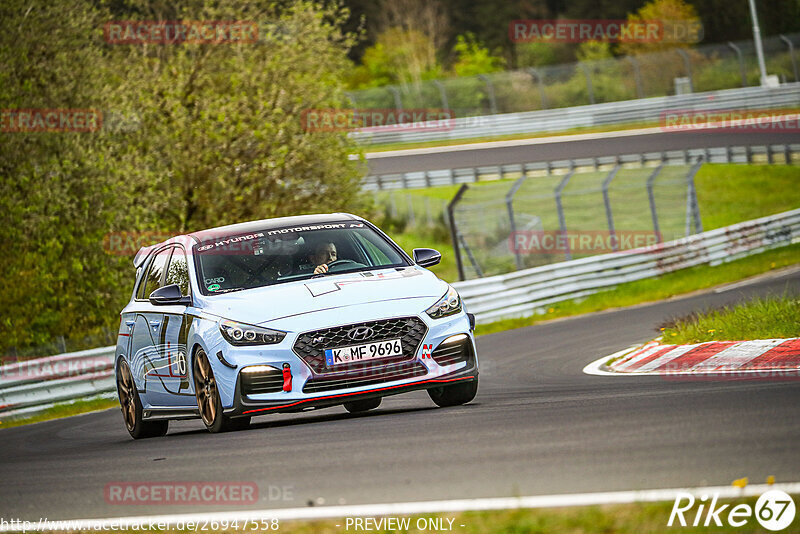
[584,338,800,377]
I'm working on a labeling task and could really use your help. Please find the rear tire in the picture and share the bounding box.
[427,378,478,407]
[116,359,169,439]
[343,397,382,413]
[193,349,250,433]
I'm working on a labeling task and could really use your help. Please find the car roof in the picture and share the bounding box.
[187,213,362,242]
[133,213,363,268]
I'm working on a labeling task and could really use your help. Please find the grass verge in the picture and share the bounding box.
[475,243,800,337]
[660,295,800,344]
[166,494,783,533]
[0,396,118,430]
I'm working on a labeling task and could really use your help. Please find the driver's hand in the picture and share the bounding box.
[313,264,329,275]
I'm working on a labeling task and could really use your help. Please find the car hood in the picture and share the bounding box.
[199,267,447,326]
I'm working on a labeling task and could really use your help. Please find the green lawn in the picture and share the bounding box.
[0,397,118,430]
[475,243,800,336]
[385,163,800,285]
[661,295,800,344]
[256,494,789,534]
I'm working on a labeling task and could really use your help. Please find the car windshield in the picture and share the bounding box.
[194,221,410,294]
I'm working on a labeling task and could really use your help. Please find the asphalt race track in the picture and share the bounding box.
[366,127,800,175]
[1,269,798,521]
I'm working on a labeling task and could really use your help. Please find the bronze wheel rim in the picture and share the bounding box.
[118,362,136,431]
[193,351,218,426]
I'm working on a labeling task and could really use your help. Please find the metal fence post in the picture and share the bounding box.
[626,56,644,98]
[676,49,694,92]
[459,234,485,278]
[447,184,469,281]
[432,80,449,111]
[554,170,575,261]
[505,175,528,269]
[780,35,799,82]
[477,74,498,115]
[727,42,748,87]
[579,63,596,105]
[685,156,704,236]
[387,86,403,111]
[646,162,665,242]
[407,194,416,226]
[527,68,548,109]
[602,165,621,251]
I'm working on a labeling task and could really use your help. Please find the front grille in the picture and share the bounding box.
[241,368,284,395]
[303,361,427,393]
[432,337,473,367]
[293,316,427,374]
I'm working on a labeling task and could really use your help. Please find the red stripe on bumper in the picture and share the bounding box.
[242,375,476,415]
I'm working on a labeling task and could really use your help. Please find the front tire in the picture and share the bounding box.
[343,397,382,413]
[117,359,169,439]
[193,349,250,433]
[427,378,478,407]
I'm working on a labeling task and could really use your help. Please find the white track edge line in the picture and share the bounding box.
[362,127,665,159]
[582,345,642,376]
[361,114,800,159]
[4,483,800,531]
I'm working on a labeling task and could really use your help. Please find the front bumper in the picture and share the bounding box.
[227,361,478,417]
[218,311,478,417]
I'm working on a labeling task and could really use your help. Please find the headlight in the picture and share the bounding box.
[426,286,462,319]
[219,319,286,346]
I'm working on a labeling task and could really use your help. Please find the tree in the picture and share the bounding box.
[451,33,506,77]
[618,0,701,56]
[1,0,369,353]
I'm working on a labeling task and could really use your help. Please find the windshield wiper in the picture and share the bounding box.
[212,287,246,294]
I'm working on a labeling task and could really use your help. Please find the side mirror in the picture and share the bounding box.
[412,248,441,267]
[149,284,192,306]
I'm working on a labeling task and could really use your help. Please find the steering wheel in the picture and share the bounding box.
[325,259,363,272]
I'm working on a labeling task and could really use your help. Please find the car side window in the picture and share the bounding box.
[165,247,190,296]
[138,247,172,299]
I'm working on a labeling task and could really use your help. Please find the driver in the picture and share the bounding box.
[311,241,337,274]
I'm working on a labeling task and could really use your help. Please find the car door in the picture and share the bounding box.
[155,245,195,406]
[128,246,174,406]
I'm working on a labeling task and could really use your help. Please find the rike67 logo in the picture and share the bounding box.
[669,490,795,531]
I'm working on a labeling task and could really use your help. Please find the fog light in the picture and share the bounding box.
[442,333,469,345]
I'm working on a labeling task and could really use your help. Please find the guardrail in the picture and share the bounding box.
[452,208,800,323]
[353,83,800,146]
[364,143,800,191]
[0,346,115,420]
[1,208,798,420]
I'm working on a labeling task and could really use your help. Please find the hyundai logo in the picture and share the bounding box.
[347,326,375,341]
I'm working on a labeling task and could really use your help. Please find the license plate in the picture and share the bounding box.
[324,338,403,367]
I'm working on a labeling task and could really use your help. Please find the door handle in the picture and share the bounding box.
[125,320,135,328]
[149,320,161,329]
